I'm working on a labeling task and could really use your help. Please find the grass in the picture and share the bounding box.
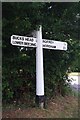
[2,95,79,118]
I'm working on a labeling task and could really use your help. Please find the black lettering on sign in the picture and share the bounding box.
[12,41,23,45]
[43,40,54,44]
[25,37,34,42]
[24,42,36,47]
[19,37,24,41]
[43,40,50,43]
[13,36,17,40]
[16,41,23,45]
[52,46,56,48]
[24,42,30,45]
[49,40,53,44]
[30,38,34,42]
[12,41,16,44]
[30,43,36,46]
[43,44,56,48]
[13,36,24,41]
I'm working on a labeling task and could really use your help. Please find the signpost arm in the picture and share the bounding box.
[36,25,44,109]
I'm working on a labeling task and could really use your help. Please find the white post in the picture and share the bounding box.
[36,25,44,108]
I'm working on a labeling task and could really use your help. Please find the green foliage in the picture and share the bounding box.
[2,2,80,102]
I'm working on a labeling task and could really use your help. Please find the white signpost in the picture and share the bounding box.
[11,26,67,108]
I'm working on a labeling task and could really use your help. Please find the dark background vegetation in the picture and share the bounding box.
[2,2,80,103]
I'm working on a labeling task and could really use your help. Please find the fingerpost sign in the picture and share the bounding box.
[11,25,67,109]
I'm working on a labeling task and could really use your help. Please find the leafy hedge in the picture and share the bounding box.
[2,2,80,102]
